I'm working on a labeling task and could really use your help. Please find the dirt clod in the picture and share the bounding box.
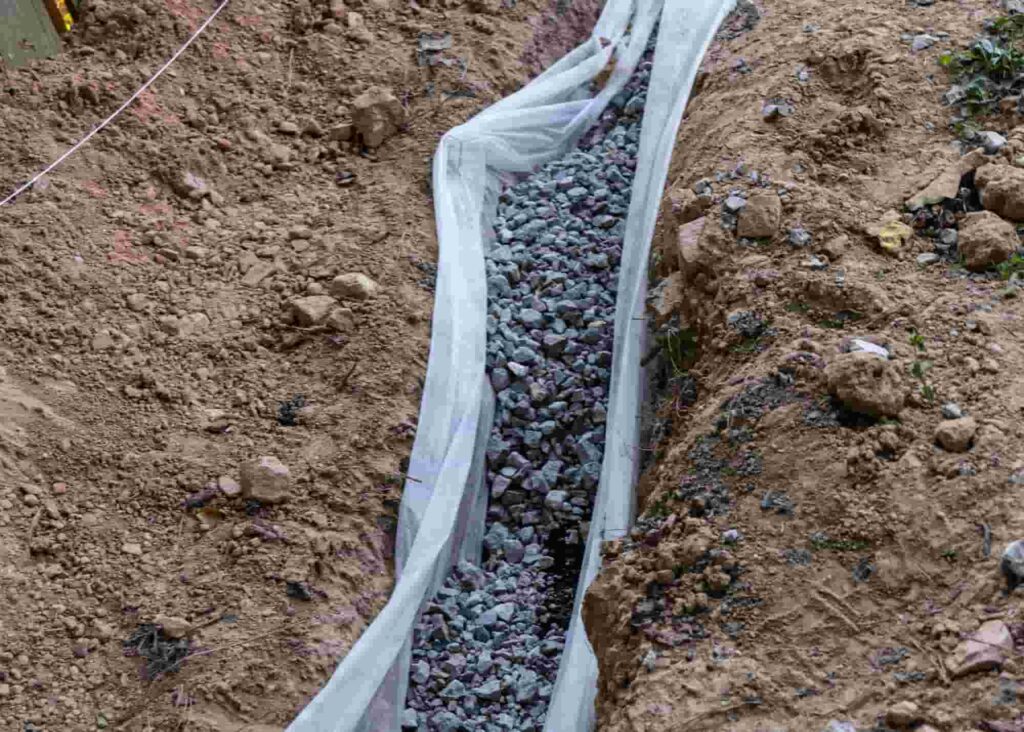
[958,210,1019,271]
[825,351,903,418]
[885,700,923,729]
[737,192,782,238]
[153,614,190,640]
[977,163,1024,222]
[934,416,978,452]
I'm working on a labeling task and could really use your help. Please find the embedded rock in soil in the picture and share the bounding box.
[736,191,782,238]
[950,620,1013,677]
[153,614,190,640]
[885,701,923,729]
[290,295,337,326]
[957,211,1018,271]
[239,456,291,504]
[906,163,961,209]
[667,187,712,226]
[979,130,1007,154]
[351,86,405,148]
[976,164,1024,222]
[329,272,380,300]
[825,351,903,418]
[934,417,977,453]
[1001,540,1024,592]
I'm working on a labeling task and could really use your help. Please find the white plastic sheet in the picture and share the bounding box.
[543,1,735,728]
[286,0,731,729]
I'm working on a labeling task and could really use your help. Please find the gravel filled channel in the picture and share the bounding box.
[402,42,655,732]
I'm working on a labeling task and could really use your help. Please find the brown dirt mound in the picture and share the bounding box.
[0,0,598,729]
[586,0,1024,729]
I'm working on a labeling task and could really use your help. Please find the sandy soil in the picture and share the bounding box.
[0,0,598,729]
[584,0,1024,730]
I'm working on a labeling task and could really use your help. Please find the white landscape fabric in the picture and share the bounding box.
[543,1,734,728]
[286,0,731,729]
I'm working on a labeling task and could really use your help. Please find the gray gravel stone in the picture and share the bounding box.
[941,402,963,419]
[402,708,420,729]
[980,130,1007,154]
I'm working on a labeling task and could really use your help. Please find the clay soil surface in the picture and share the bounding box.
[0,0,599,729]
[585,0,1024,731]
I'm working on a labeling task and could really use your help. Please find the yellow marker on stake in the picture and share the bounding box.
[42,0,74,33]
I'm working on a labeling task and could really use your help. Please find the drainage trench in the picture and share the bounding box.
[402,39,656,732]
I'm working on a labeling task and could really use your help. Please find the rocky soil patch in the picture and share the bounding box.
[583,0,1024,730]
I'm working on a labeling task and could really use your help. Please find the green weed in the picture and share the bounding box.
[657,327,699,377]
[940,15,1024,121]
[910,360,933,380]
[811,537,870,552]
[996,253,1024,280]
[819,310,863,330]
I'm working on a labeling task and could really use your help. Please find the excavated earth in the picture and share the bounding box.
[4,0,1024,730]
[0,0,601,730]
[584,0,1024,730]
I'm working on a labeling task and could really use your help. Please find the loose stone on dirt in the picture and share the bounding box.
[976,163,1024,222]
[291,295,337,326]
[950,619,1014,677]
[239,455,291,504]
[957,211,1018,271]
[736,192,782,238]
[934,417,977,452]
[329,272,380,300]
[351,86,405,148]
[1001,540,1024,592]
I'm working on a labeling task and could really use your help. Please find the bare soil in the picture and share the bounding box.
[0,0,598,729]
[584,0,1024,730]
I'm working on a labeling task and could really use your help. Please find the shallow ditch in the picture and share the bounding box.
[401,38,656,732]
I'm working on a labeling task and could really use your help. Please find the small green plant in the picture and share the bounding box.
[786,301,811,314]
[940,15,1024,124]
[910,359,933,380]
[908,349,937,403]
[997,253,1024,281]
[656,327,699,377]
[647,494,672,518]
[811,537,871,552]
[731,336,763,354]
[941,548,959,562]
[819,310,864,330]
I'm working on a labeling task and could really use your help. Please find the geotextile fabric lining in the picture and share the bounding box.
[285,0,733,729]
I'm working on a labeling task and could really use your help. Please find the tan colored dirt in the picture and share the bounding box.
[585,0,1024,730]
[0,0,598,729]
